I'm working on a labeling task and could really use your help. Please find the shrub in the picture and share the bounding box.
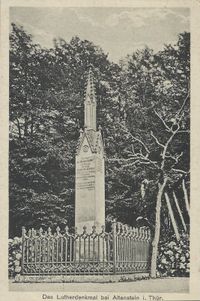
[157,233,189,277]
[8,237,22,278]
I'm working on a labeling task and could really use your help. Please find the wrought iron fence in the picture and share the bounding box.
[21,222,151,275]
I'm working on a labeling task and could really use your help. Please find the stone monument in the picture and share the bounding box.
[75,67,105,234]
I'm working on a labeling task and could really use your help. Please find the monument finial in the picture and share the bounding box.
[85,66,95,102]
[84,67,96,130]
[79,128,83,137]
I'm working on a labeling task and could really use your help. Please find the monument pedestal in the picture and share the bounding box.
[75,236,107,262]
[75,152,105,233]
[75,138,105,261]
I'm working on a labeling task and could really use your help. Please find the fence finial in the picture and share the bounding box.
[143,228,146,239]
[145,228,148,240]
[28,229,32,237]
[92,225,96,234]
[56,226,60,236]
[128,225,132,235]
[112,220,117,233]
[65,226,69,235]
[141,228,144,240]
[22,226,26,237]
[121,224,125,235]
[83,225,87,234]
[39,227,43,236]
[148,228,151,240]
[116,222,119,231]
[132,227,136,238]
[31,228,36,237]
[101,225,105,233]
[138,228,141,239]
[48,227,52,236]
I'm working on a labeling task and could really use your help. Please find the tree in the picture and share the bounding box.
[9,24,121,236]
[108,32,190,277]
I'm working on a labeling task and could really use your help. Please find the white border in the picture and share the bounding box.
[0,0,200,300]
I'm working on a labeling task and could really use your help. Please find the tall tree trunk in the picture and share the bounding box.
[165,192,180,241]
[173,191,187,232]
[150,177,167,278]
[182,179,190,217]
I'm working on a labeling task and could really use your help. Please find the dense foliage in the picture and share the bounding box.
[9,23,190,244]
[8,237,22,278]
[157,234,190,277]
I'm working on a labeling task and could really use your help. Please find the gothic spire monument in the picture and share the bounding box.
[75,67,105,233]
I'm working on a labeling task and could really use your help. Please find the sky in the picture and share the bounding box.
[10,7,190,63]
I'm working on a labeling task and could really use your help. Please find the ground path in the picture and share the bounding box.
[9,277,189,293]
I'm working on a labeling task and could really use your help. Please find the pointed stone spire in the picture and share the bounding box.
[84,66,96,130]
[85,67,96,102]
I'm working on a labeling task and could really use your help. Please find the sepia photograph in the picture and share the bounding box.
[0,1,199,300]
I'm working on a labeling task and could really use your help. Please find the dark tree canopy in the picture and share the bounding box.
[9,23,190,239]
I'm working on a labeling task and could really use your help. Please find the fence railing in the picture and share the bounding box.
[21,222,151,275]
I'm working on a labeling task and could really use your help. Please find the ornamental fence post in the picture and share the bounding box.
[112,220,117,274]
[21,226,26,274]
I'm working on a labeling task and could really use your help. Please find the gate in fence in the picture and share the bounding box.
[21,222,151,275]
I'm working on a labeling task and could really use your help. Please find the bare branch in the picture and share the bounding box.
[154,110,172,132]
[118,180,131,189]
[108,153,159,169]
[108,158,132,163]
[154,92,189,135]
[131,144,135,154]
[150,131,165,148]
[172,168,189,175]
[139,146,145,157]
[165,152,183,164]
[175,152,183,162]
[116,122,150,154]
[129,133,150,154]
[114,94,189,173]
[176,92,190,119]
[177,130,190,134]
[161,123,180,169]
[122,160,151,168]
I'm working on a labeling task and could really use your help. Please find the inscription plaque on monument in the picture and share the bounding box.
[76,157,95,191]
[75,154,105,232]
